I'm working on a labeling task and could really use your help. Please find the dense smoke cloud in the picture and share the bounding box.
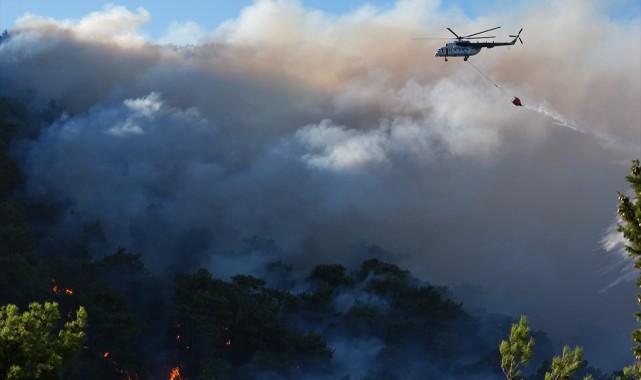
[1,0,640,371]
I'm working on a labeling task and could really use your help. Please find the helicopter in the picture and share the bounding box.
[416,27,523,61]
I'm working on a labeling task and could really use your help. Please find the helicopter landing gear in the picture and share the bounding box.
[445,57,448,62]
[464,56,468,61]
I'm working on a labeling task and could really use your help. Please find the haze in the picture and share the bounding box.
[0,0,639,371]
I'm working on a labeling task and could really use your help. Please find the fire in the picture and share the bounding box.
[176,334,180,341]
[51,279,74,296]
[225,339,231,347]
[101,350,140,379]
[168,367,182,380]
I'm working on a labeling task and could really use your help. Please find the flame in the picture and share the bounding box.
[51,279,74,296]
[119,369,139,380]
[176,334,180,341]
[168,367,182,380]
[101,350,140,379]
[225,339,231,347]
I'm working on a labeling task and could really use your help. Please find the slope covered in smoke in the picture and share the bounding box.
[0,0,640,372]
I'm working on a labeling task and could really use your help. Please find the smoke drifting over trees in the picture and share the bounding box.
[0,0,639,373]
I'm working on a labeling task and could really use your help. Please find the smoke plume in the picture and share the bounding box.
[1,0,640,371]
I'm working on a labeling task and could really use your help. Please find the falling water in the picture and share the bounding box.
[523,103,583,133]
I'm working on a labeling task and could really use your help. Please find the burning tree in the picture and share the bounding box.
[0,301,87,379]
[172,269,333,378]
[616,159,641,379]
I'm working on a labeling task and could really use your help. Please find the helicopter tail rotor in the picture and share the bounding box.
[509,28,524,44]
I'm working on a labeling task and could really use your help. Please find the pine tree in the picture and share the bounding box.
[499,315,535,380]
[0,301,87,379]
[544,346,584,380]
[616,159,641,378]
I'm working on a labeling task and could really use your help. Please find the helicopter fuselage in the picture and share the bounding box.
[434,33,520,61]
[434,41,482,61]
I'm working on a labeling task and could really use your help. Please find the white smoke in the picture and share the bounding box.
[15,4,150,47]
[1,0,640,372]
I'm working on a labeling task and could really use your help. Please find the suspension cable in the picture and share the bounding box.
[467,60,509,97]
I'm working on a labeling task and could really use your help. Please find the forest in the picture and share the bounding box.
[0,96,639,379]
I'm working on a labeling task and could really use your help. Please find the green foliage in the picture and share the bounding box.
[544,346,585,380]
[346,304,384,326]
[299,286,335,309]
[232,274,267,289]
[617,362,641,380]
[307,264,355,287]
[0,301,86,379]
[46,250,152,379]
[0,126,46,304]
[0,102,23,200]
[0,133,34,258]
[173,269,333,377]
[499,315,535,380]
[100,247,144,272]
[0,254,49,306]
[0,223,36,257]
[616,160,641,362]
[358,257,409,281]
[173,269,234,337]
[0,199,28,225]
[0,150,21,199]
[618,160,641,258]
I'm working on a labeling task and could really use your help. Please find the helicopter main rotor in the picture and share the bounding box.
[447,26,501,40]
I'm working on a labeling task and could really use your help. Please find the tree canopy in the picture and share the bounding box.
[616,159,641,378]
[0,302,87,379]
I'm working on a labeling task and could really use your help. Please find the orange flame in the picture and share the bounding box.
[103,352,109,358]
[168,367,182,380]
[51,279,74,296]
[225,339,231,347]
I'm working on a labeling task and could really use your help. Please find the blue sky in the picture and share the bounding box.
[0,1,387,37]
[2,0,638,40]
[0,0,512,38]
